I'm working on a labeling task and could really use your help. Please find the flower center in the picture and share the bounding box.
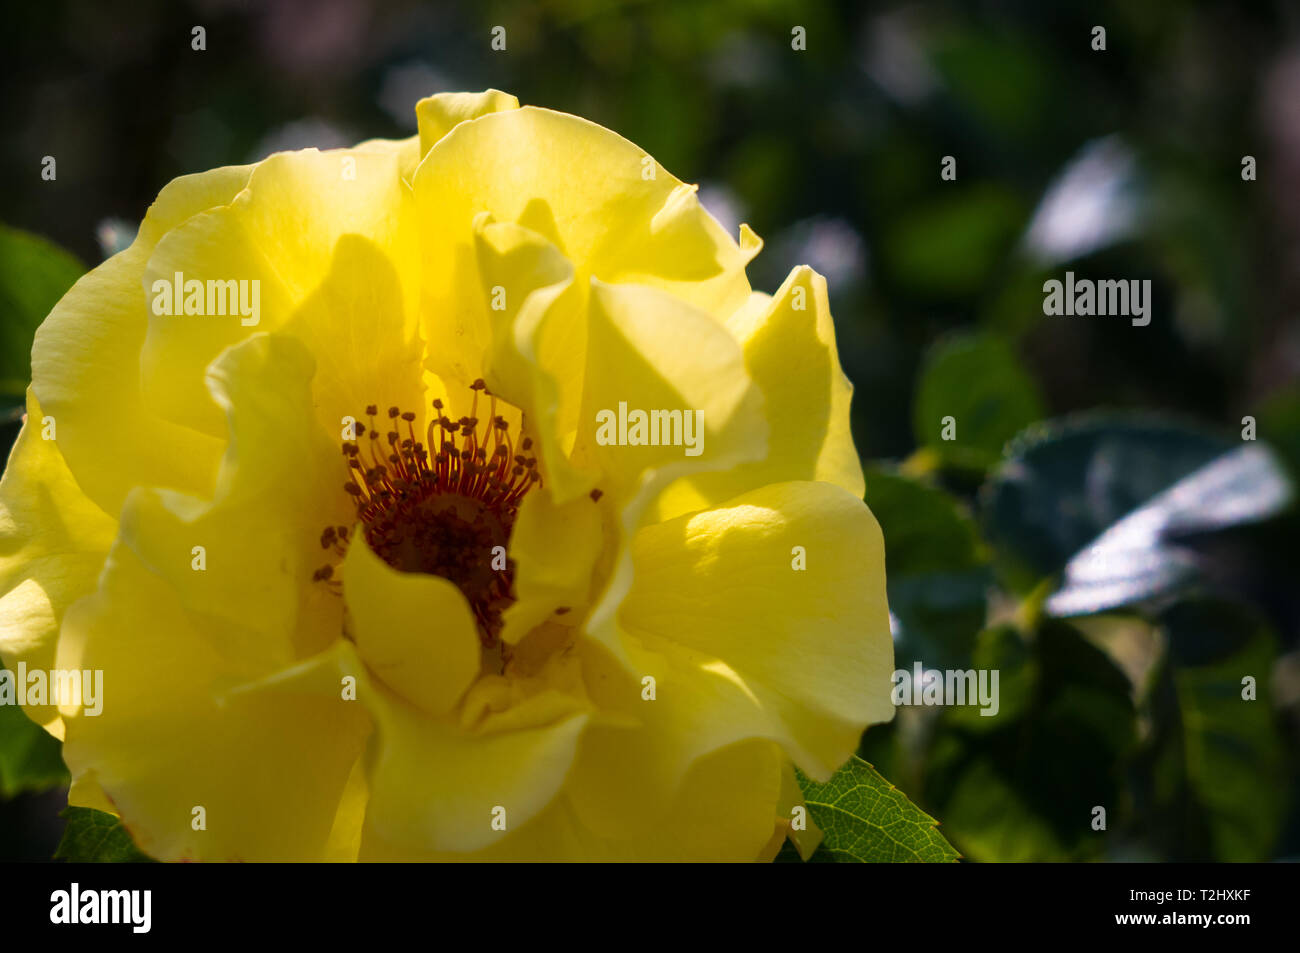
[315,379,541,645]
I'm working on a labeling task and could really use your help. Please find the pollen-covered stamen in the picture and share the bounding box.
[314,380,542,645]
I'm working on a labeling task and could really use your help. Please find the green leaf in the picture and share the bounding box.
[941,624,1037,732]
[923,621,1137,861]
[1147,600,1288,861]
[793,756,959,862]
[866,466,985,574]
[884,186,1025,297]
[865,467,990,671]
[1254,383,1300,483]
[54,807,156,863]
[913,331,1045,470]
[930,32,1053,141]
[0,689,69,798]
[772,839,805,863]
[982,414,1293,611]
[0,225,85,399]
[0,651,69,797]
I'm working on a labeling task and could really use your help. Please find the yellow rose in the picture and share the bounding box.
[0,90,893,861]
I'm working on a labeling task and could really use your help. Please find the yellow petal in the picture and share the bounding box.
[0,389,116,734]
[654,266,865,522]
[415,89,520,160]
[626,481,894,764]
[281,233,426,441]
[67,769,117,814]
[354,134,422,185]
[577,279,766,502]
[778,758,823,859]
[115,333,350,670]
[499,481,604,646]
[467,217,769,510]
[358,672,591,855]
[282,627,594,857]
[572,279,769,668]
[413,106,756,384]
[341,531,481,716]
[365,737,782,861]
[576,481,893,812]
[139,147,417,437]
[471,215,594,502]
[452,218,590,504]
[58,545,371,862]
[31,166,253,514]
[320,757,369,862]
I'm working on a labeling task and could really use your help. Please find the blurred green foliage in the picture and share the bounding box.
[0,227,82,401]
[0,673,68,799]
[913,331,1045,469]
[2,0,1298,861]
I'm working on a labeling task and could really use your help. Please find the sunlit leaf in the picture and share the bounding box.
[1020,136,1141,265]
[54,807,156,863]
[793,756,959,863]
[982,415,1293,612]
